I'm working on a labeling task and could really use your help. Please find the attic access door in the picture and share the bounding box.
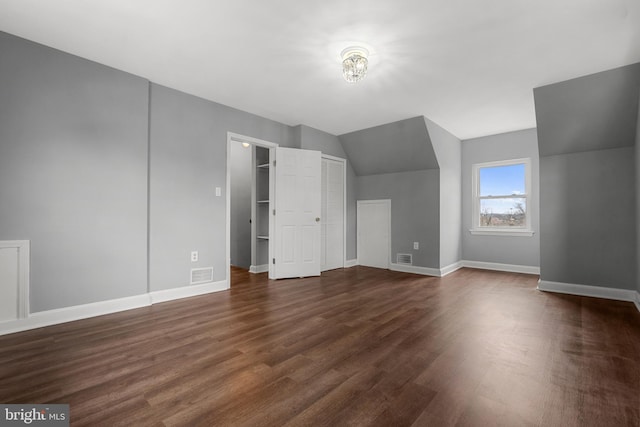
[272,147,322,279]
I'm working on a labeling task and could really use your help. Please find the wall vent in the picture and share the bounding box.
[396,253,412,265]
[190,267,214,285]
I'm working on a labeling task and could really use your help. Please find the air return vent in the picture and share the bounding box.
[396,253,412,265]
[190,267,213,285]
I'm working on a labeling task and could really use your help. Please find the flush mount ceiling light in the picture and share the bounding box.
[341,46,369,83]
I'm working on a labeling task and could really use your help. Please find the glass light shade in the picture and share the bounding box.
[341,47,369,83]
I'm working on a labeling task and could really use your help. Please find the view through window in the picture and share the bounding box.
[474,160,529,229]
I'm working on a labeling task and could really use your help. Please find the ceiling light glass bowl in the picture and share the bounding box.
[341,47,369,83]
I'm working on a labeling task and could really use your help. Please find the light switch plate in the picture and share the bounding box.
[413,242,419,250]
[215,187,221,197]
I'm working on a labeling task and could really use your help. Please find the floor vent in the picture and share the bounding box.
[396,253,413,265]
[190,267,214,285]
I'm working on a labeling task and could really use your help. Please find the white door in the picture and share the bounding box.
[273,147,322,278]
[321,157,345,271]
[357,200,391,269]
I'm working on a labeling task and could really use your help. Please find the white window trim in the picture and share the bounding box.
[470,158,534,237]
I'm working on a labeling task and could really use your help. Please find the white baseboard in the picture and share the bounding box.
[635,292,640,312]
[461,260,540,275]
[150,280,228,304]
[440,261,464,277]
[0,293,152,336]
[538,280,639,308]
[390,263,441,277]
[0,280,229,336]
[249,264,269,274]
[344,259,358,268]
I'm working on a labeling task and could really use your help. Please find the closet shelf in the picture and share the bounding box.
[257,163,270,169]
[257,200,269,204]
[256,235,269,240]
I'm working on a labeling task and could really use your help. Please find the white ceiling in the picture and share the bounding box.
[0,0,638,140]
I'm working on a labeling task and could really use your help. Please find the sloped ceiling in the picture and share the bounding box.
[535,62,640,157]
[338,116,438,176]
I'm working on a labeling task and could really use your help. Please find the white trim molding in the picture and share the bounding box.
[440,261,464,277]
[344,259,358,268]
[469,229,535,237]
[538,280,639,308]
[249,264,269,274]
[0,280,229,336]
[635,292,640,312]
[462,260,540,275]
[0,293,151,336]
[390,263,441,277]
[0,240,30,319]
[150,280,228,304]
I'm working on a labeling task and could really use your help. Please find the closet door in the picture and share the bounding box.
[321,157,345,271]
[272,147,321,279]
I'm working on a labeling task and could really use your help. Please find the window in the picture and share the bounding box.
[471,158,533,236]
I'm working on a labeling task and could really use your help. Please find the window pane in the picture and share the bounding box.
[479,164,525,196]
[479,198,526,227]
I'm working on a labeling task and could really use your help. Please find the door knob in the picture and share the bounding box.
[315,217,320,222]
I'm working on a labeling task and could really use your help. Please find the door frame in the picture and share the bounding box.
[226,132,278,283]
[321,154,347,270]
[356,199,391,269]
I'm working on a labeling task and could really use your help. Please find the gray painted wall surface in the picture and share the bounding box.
[298,125,356,260]
[426,118,462,268]
[149,84,297,291]
[339,117,439,176]
[461,129,540,267]
[636,90,640,293]
[540,147,636,289]
[535,63,640,157]
[357,170,440,269]
[536,64,639,290]
[0,32,149,312]
[230,141,252,269]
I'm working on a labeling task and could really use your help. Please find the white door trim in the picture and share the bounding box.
[357,199,391,269]
[321,154,347,269]
[0,240,30,319]
[226,132,278,283]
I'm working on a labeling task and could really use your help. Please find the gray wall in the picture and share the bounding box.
[0,32,149,312]
[461,129,540,267]
[357,170,440,269]
[297,125,356,260]
[540,148,635,289]
[635,90,640,293]
[535,63,640,157]
[426,118,462,268]
[149,83,297,291]
[339,117,438,175]
[535,64,639,290]
[229,141,252,269]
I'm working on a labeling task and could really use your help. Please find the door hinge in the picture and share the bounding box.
[273,160,276,167]
[272,258,275,264]
[273,209,276,215]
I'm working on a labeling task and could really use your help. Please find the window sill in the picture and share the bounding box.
[469,228,535,237]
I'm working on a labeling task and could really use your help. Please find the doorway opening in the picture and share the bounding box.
[226,133,277,286]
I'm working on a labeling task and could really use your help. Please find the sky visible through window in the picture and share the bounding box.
[479,163,525,214]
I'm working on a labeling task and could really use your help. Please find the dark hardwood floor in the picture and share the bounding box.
[1,267,639,426]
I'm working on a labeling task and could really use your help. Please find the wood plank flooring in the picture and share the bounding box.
[1,267,639,426]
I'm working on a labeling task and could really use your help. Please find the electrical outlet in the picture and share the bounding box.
[413,242,419,250]
[191,251,198,262]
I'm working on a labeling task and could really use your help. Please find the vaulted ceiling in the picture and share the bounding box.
[0,0,638,139]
